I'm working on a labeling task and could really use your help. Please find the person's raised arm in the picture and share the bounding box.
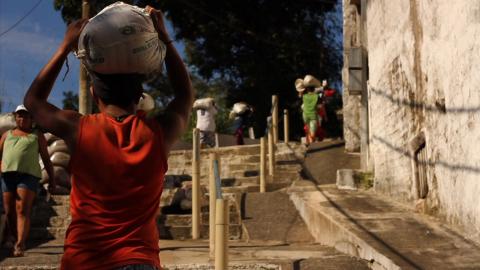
[148,7,194,154]
[24,20,87,149]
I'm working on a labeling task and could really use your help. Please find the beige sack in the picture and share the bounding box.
[193,98,214,110]
[45,133,60,145]
[53,166,71,189]
[48,140,69,156]
[50,152,71,168]
[0,113,15,136]
[233,102,249,114]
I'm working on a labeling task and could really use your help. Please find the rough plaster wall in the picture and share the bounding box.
[367,0,480,241]
[342,0,362,152]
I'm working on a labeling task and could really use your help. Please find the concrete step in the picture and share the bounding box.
[29,227,66,241]
[158,224,242,240]
[242,192,315,244]
[290,185,480,270]
[32,204,70,218]
[31,215,71,228]
[160,211,240,227]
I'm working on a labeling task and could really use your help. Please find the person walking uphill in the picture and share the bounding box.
[0,105,55,257]
[24,5,193,270]
[194,98,217,148]
[295,75,322,145]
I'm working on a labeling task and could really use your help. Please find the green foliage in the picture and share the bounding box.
[62,91,78,110]
[354,171,374,190]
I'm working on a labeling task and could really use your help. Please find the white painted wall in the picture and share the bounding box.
[364,0,480,241]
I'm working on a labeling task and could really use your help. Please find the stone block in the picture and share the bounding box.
[336,169,358,190]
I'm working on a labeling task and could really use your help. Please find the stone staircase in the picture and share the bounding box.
[30,195,70,242]
[27,143,307,244]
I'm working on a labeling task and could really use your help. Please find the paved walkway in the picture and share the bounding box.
[303,139,359,185]
[295,142,480,269]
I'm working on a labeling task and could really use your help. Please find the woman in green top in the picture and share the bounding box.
[0,105,55,257]
[301,87,320,145]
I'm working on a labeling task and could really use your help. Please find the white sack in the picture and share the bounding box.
[233,102,249,114]
[137,93,155,112]
[0,114,15,135]
[193,98,214,110]
[77,2,166,75]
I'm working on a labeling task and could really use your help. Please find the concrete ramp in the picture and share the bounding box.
[291,185,480,269]
[242,192,314,244]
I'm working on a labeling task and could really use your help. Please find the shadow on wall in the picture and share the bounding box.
[370,87,480,114]
[346,86,480,174]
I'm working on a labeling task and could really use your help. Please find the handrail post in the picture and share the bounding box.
[209,152,218,258]
[215,198,229,270]
[268,127,275,177]
[272,95,279,144]
[284,109,289,144]
[192,128,200,239]
[260,137,266,193]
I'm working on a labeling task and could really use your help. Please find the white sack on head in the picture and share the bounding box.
[232,102,249,114]
[137,93,155,112]
[193,98,214,110]
[77,2,166,75]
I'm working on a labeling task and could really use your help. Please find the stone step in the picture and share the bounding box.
[158,224,242,240]
[32,204,70,218]
[29,227,66,241]
[31,215,71,228]
[161,210,240,226]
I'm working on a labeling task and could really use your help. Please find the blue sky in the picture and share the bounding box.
[0,0,79,112]
[0,0,184,113]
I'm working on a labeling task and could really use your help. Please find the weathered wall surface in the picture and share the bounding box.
[342,0,362,152]
[365,0,480,241]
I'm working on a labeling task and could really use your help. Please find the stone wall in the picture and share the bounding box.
[364,0,480,242]
[342,0,362,152]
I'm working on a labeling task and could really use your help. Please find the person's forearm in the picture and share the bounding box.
[164,43,194,112]
[24,44,70,108]
[45,161,55,185]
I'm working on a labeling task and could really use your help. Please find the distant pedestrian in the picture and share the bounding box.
[295,75,322,145]
[230,102,254,145]
[194,98,217,148]
[0,105,55,257]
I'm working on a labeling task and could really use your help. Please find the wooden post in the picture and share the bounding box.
[260,137,266,193]
[79,0,92,115]
[209,152,218,257]
[284,109,289,144]
[215,133,219,148]
[215,199,229,270]
[192,128,200,239]
[272,95,279,144]
[268,127,275,177]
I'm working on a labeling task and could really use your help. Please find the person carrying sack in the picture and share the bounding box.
[24,5,193,270]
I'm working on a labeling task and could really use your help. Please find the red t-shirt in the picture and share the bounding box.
[61,112,168,270]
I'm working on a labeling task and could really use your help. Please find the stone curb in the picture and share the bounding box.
[289,190,401,270]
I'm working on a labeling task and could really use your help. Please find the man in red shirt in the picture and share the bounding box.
[24,7,193,270]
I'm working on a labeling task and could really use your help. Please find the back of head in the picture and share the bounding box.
[89,72,144,108]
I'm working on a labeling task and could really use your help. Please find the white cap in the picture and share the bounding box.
[14,104,28,113]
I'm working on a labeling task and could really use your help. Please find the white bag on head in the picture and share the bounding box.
[233,102,249,114]
[193,98,214,110]
[77,2,166,75]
